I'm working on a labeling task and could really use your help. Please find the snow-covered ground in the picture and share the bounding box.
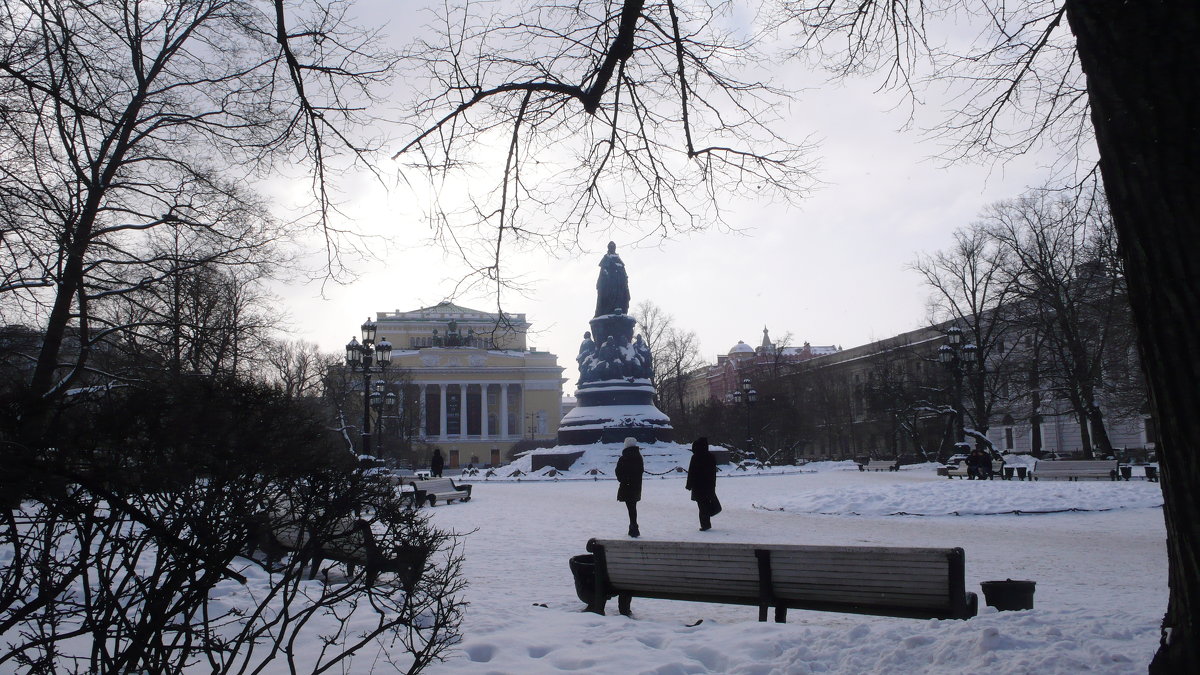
[415,462,1166,674]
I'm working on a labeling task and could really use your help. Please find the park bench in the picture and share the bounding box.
[945,460,1002,479]
[1032,459,1119,481]
[575,538,977,622]
[247,509,427,587]
[410,477,473,506]
[858,459,896,472]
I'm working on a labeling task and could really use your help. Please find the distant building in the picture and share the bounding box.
[365,302,565,468]
[699,327,840,404]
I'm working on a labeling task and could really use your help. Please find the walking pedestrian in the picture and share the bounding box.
[686,437,720,531]
[615,437,644,537]
[430,448,444,478]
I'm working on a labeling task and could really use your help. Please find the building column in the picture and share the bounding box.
[480,383,489,438]
[439,384,448,440]
[518,384,526,439]
[418,384,427,437]
[500,383,509,438]
[458,383,468,437]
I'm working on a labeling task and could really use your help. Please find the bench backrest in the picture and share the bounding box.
[587,538,971,619]
[411,477,462,493]
[1034,460,1116,474]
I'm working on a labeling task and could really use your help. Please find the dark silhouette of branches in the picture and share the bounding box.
[395,0,815,294]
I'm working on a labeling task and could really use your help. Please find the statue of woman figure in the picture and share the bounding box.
[595,241,630,317]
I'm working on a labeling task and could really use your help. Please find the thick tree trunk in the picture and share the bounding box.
[1087,403,1114,456]
[1065,1,1200,672]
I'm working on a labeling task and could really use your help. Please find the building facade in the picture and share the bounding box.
[368,302,565,468]
[692,327,840,406]
[671,321,1153,463]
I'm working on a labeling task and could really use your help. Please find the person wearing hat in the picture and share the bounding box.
[686,437,720,531]
[615,437,644,537]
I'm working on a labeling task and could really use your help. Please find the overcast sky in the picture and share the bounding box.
[273,1,1067,389]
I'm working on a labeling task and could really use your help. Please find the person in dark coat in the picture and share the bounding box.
[615,437,644,537]
[430,448,444,478]
[966,447,988,480]
[686,437,720,531]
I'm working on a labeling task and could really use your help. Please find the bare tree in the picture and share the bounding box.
[0,0,394,421]
[913,224,1020,456]
[263,340,339,400]
[633,300,703,423]
[985,190,1125,458]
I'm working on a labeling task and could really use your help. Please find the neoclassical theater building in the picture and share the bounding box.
[373,302,565,468]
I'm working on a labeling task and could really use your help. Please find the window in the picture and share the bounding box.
[1005,427,1014,450]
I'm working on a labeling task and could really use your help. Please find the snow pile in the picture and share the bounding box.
[754,479,1165,516]
[510,441,718,477]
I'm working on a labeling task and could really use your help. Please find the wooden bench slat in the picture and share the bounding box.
[596,540,955,556]
[604,547,955,564]
[606,561,953,583]
[609,571,951,595]
[606,554,954,572]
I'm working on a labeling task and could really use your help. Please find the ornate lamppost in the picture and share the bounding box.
[938,325,977,457]
[345,318,392,456]
[732,377,758,461]
[369,379,399,457]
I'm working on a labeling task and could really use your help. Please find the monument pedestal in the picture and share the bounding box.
[558,379,673,445]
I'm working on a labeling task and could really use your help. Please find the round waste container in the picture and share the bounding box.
[980,579,1036,611]
[570,554,597,604]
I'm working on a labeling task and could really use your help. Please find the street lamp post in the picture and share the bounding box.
[369,379,399,457]
[938,325,977,457]
[345,318,392,456]
[732,377,758,461]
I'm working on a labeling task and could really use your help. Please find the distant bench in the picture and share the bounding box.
[858,459,896,472]
[576,538,977,622]
[1032,460,1119,481]
[410,477,473,506]
[247,510,426,587]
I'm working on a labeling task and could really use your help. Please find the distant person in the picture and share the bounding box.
[615,437,644,537]
[430,448,445,478]
[686,437,720,531]
[967,448,988,480]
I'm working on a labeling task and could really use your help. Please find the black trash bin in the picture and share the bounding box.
[1119,466,1132,481]
[1145,466,1159,482]
[570,554,597,604]
[1003,466,1015,480]
[1015,466,1028,481]
[980,579,1036,611]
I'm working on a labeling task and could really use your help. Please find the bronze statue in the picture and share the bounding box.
[595,241,630,317]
